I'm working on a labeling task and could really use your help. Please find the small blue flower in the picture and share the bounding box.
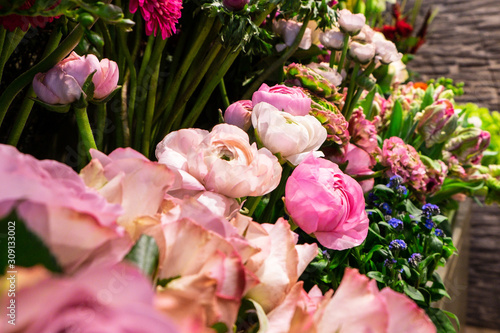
[368,192,378,205]
[380,202,392,215]
[408,253,423,267]
[384,258,397,267]
[422,203,440,218]
[387,175,403,189]
[435,228,445,237]
[389,239,407,251]
[396,185,408,196]
[424,218,435,230]
[388,218,403,230]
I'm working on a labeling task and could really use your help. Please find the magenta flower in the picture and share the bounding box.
[349,108,381,160]
[129,0,183,39]
[252,83,312,116]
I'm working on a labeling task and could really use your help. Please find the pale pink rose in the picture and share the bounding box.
[1,264,181,333]
[338,9,366,35]
[285,154,368,250]
[147,200,259,328]
[0,144,131,273]
[251,102,327,165]
[273,20,312,51]
[80,148,175,240]
[84,54,120,99]
[224,100,253,131]
[232,216,318,313]
[252,83,312,116]
[156,124,282,198]
[328,143,374,192]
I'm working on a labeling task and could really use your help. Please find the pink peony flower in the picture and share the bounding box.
[328,143,375,193]
[129,0,182,39]
[252,83,312,116]
[1,264,181,333]
[156,124,282,198]
[80,148,175,240]
[382,137,427,193]
[284,154,369,250]
[251,102,327,165]
[348,108,381,160]
[224,100,253,131]
[0,144,131,273]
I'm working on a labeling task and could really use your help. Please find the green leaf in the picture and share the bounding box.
[360,87,377,120]
[211,322,228,333]
[362,244,384,264]
[426,307,458,333]
[374,184,395,194]
[403,283,425,302]
[31,98,71,113]
[420,84,435,110]
[404,199,422,217]
[386,99,403,139]
[367,271,386,283]
[441,310,460,331]
[124,235,159,277]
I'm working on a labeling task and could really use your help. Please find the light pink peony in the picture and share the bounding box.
[156,124,282,198]
[224,100,253,131]
[1,264,181,333]
[0,144,131,273]
[251,102,327,165]
[382,137,427,193]
[328,143,375,192]
[284,154,368,250]
[252,83,312,116]
[80,148,175,240]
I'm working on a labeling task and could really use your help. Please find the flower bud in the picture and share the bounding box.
[349,41,375,64]
[338,9,366,36]
[417,100,458,148]
[224,100,252,131]
[223,0,249,11]
[319,28,345,50]
[445,127,491,164]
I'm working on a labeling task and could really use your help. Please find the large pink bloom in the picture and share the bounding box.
[156,124,282,198]
[1,264,180,333]
[0,144,131,273]
[252,83,312,116]
[129,0,182,39]
[285,154,368,250]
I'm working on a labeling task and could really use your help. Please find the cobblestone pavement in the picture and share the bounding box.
[407,0,500,329]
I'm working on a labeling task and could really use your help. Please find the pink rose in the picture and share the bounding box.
[156,124,282,198]
[0,144,131,273]
[285,154,369,250]
[1,264,181,333]
[252,83,311,116]
[224,100,253,131]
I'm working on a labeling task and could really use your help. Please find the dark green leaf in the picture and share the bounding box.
[31,98,71,113]
[386,99,403,138]
[403,283,425,302]
[420,84,435,110]
[426,307,457,333]
[367,271,386,283]
[124,235,159,277]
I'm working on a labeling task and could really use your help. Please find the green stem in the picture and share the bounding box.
[74,106,97,159]
[352,170,385,182]
[96,103,106,150]
[244,196,262,218]
[259,163,293,223]
[97,20,114,58]
[0,25,85,129]
[329,50,337,68]
[117,28,136,139]
[0,27,6,79]
[219,78,230,109]
[137,35,155,89]
[6,27,63,146]
[343,62,360,120]
[142,58,162,157]
[0,28,26,84]
[337,34,350,73]
[241,15,311,100]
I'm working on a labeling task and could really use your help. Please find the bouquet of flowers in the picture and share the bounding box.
[1,1,497,332]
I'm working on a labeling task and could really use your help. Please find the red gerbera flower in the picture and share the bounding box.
[0,0,58,32]
[129,0,183,39]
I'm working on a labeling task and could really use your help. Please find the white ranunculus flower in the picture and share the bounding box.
[338,9,366,36]
[319,28,346,50]
[349,41,376,64]
[374,39,402,64]
[251,102,327,165]
[273,19,312,50]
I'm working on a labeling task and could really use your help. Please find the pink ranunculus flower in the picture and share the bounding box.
[338,9,366,36]
[382,137,427,193]
[252,83,312,116]
[0,144,131,273]
[315,268,436,333]
[251,102,327,165]
[84,54,120,99]
[1,264,181,333]
[80,148,175,240]
[348,108,381,160]
[285,154,368,250]
[156,124,282,198]
[328,143,375,193]
[273,19,313,52]
[231,216,318,313]
[32,67,87,105]
[224,100,253,131]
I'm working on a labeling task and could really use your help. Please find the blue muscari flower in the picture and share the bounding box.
[389,239,407,251]
[422,203,440,218]
[424,218,435,230]
[388,218,403,230]
[408,253,423,267]
[384,258,397,267]
[435,228,445,237]
[380,202,392,215]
